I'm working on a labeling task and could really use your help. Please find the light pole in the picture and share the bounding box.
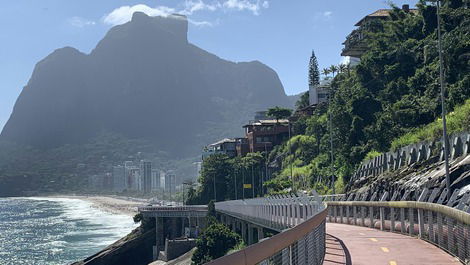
[234,167,238,200]
[264,142,268,196]
[426,0,451,199]
[288,121,294,193]
[213,174,217,202]
[328,81,335,195]
[251,164,255,198]
[436,0,451,200]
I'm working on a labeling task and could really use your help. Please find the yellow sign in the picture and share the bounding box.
[243,184,252,189]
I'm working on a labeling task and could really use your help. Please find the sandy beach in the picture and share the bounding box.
[53,195,146,216]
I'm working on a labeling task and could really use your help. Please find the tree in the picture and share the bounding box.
[267,106,292,123]
[192,222,241,264]
[308,50,320,87]
[295,91,310,110]
[329,65,338,77]
[321,68,330,78]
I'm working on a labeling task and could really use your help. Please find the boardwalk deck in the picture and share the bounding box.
[325,223,462,265]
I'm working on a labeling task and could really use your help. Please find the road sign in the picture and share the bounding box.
[243,184,252,189]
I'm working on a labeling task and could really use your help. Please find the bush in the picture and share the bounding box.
[191,222,241,264]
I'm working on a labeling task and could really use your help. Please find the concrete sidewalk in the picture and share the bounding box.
[324,223,462,265]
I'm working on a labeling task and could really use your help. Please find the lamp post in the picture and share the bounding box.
[288,121,294,193]
[213,174,217,202]
[328,81,335,195]
[264,142,268,196]
[425,0,451,199]
[436,0,451,200]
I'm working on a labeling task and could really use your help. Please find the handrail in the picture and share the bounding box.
[206,207,328,265]
[326,201,470,225]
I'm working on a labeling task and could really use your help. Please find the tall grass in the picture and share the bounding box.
[391,99,470,150]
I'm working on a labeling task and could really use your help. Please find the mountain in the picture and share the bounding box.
[1,12,292,160]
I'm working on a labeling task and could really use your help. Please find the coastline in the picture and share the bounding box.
[49,195,145,217]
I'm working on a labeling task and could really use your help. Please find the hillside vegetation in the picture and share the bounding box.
[266,1,469,194]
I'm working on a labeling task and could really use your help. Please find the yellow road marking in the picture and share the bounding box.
[390,261,397,265]
[381,247,389,253]
[369,238,378,242]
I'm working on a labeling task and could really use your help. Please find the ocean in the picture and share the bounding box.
[0,197,138,265]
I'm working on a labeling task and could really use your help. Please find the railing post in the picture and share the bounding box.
[457,221,465,261]
[282,247,290,265]
[448,218,455,253]
[400,207,405,233]
[353,205,358,226]
[390,207,395,232]
[409,208,415,235]
[427,210,434,242]
[361,206,366,226]
[437,212,444,247]
[418,208,425,239]
[345,205,350,224]
[380,192,388,231]
[369,205,374,228]
[339,205,344,223]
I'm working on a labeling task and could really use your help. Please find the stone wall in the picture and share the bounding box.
[351,132,470,182]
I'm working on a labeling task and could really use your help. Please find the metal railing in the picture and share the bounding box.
[215,194,324,231]
[208,194,327,265]
[327,201,470,264]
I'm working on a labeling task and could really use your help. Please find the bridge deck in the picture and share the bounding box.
[325,223,462,265]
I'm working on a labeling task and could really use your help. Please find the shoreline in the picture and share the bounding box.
[49,195,145,217]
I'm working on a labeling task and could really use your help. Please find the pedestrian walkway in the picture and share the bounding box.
[325,223,462,265]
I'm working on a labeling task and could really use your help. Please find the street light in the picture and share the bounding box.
[328,79,335,195]
[426,0,451,199]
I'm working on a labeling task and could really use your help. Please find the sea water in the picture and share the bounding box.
[0,197,138,265]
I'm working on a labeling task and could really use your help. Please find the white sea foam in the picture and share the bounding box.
[22,197,138,250]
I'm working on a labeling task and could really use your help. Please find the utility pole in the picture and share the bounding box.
[288,121,294,193]
[242,166,245,200]
[213,174,217,202]
[436,0,451,200]
[264,143,268,197]
[329,80,335,194]
[234,167,238,200]
[252,164,255,198]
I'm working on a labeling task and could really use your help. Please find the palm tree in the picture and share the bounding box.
[322,68,330,79]
[329,65,338,77]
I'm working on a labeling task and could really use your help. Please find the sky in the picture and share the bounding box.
[0,0,418,132]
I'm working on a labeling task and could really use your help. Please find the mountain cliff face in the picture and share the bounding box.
[1,12,291,157]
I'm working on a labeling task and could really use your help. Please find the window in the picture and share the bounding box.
[256,137,262,143]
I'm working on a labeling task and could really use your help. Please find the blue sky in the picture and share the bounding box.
[0,0,418,131]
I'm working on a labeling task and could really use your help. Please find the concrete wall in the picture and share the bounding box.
[351,132,470,182]
[160,238,197,261]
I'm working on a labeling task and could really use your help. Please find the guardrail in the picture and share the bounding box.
[208,194,327,265]
[327,201,470,263]
[215,194,324,231]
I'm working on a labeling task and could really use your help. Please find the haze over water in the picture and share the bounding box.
[0,197,137,265]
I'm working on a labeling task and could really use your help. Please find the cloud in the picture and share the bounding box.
[68,16,96,28]
[181,0,220,15]
[103,4,176,25]
[188,19,214,27]
[323,11,332,19]
[103,1,270,26]
[223,0,268,15]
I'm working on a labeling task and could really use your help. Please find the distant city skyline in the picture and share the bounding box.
[0,0,418,131]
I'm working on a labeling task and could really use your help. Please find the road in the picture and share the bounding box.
[324,223,462,265]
